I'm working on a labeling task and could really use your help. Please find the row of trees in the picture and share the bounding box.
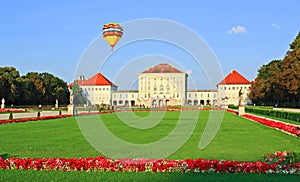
[249,32,300,107]
[0,67,70,106]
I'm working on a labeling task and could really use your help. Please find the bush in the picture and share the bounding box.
[37,111,40,118]
[228,104,238,109]
[245,107,300,123]
[9,112,13,120]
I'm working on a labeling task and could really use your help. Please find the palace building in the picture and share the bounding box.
[69,64,251,107]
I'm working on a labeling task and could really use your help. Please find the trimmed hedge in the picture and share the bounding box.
[228,104,238,109]
[245,107,300,122]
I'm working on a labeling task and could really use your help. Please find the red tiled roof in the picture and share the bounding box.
[142,63,183,73]
[68,73,116,87]
[218,70,250,85]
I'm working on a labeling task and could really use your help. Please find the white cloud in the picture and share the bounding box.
[228,26,247,34]
[272,23,282,29]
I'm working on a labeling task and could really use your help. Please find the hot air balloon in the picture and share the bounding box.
[102,22,123,51]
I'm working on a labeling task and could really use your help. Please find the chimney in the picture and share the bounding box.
[79,75,86,81]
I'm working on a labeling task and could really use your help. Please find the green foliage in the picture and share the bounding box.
[37,111,40,118]
[71,81,86,106]
[8,112,13,120]
[228,104,238,109]
[249,32,300,107]
[245,107,300,122]
[0,67,70,106]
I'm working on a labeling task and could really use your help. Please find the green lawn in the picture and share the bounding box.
[1,110,300,161]
[0,170,299,182]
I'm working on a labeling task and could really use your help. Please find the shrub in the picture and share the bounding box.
[245,107,300,123]
[228,104,238,109]
[9,112,13,120]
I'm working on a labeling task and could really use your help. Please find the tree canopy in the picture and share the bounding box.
[0,67,70,106]
[249,32,300,107]
[70,81,86,106]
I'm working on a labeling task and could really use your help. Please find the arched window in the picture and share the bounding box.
[160,85,164,91]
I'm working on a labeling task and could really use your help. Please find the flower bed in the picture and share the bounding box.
[0,115,72,124]
[0,108,26,113]
[243,114,300,137]
[0,151,299,174]
[226,109,300,138]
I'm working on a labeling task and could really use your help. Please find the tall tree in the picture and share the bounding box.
[280,32,300,106]
[71,81,86,106]
[249,31,300,107]
[0,67,21,106]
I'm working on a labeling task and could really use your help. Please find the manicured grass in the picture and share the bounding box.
[0,170,299,182]
[0,111,300,161]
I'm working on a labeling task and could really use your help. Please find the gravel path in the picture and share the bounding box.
[273,108,300,113]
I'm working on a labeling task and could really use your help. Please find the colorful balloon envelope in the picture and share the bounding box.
[102,23,123,51]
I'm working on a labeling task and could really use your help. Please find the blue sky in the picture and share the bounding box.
[1,0,299,89]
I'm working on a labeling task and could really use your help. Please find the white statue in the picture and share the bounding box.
[69,95,73,105]
[238,88,244,106]
[55,99,58,109]
[1,98,4,109]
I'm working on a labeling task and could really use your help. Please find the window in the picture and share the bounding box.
[188,94,191,98]
[154,86,157,91]
[207,94,210,98]
[166,85,170,91]
[132,94,134,98]
[160,85,164,91]
[195,94,197,98]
